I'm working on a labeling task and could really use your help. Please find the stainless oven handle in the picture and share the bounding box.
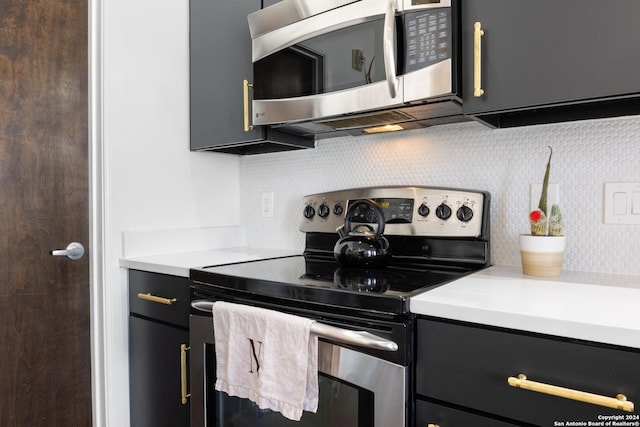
[191,300,398,352]
[383,0,398,98]
[312,322,398,352]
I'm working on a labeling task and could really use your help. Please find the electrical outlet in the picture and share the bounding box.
[261,192,274,217]
[529,183,559,213]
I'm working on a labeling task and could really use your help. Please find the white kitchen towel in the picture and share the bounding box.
[212,301,318,421]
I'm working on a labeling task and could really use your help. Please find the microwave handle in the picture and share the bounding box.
[383,0,398,98]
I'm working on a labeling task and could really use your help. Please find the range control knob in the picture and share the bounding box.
[333,203,344,216]
[303,205,316,219]
[435,203,452,220]
[318,203,330,218]
[456,205,474,222]
[417,203,430,217]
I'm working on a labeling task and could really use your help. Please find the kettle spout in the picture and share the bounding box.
[336,225,346,238]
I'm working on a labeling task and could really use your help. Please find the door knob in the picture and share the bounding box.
[51,242,85,260]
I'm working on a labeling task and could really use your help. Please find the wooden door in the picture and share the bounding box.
[0,0,91,425]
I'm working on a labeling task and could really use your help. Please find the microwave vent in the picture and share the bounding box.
[319,110,415,130]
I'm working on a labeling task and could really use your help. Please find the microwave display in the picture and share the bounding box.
[404,8,451,73]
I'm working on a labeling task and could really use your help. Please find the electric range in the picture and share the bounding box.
[188,186,490,427]
[190,186,491,318]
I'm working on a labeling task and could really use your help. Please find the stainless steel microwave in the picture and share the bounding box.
[246,0,466,137]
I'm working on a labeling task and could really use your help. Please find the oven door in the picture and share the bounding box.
[249,0,401,126]
[190,314,407,427]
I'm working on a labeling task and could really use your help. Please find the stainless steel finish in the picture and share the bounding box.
[191,301,399,352]
[251,0,388,63]
[300,186,486,237]
[402,0,450,10]
[51,241,85,260]
[403,59,453,102]
[251,0,396,126]
[190,314,407,427]
[253,80,402,126]
[250,0,458,128]
[383,0,398,98]
[252,61,456,126]
[316,340,406,427]
[248,0,361,39]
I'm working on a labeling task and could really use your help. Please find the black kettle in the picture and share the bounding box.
[333,199,391,268]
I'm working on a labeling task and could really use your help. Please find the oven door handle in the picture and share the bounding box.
[191,301,398,352]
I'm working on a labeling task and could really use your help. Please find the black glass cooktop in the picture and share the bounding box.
[190,255,471,315]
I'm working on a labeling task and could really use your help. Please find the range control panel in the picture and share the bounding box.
[300,186,489,238]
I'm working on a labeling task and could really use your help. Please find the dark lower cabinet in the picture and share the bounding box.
[416,318,640,426]
[130,317,189,427]
[416,400,519,427]
[129,270,191,427]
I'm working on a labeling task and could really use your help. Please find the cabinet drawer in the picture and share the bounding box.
[416,319,640,426]
[129,270,190,327]
[416,399,519,427]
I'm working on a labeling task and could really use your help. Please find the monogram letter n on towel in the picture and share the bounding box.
[212,301,319,421]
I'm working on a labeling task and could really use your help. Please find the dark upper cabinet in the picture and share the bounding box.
[461,0,640,127]
[189,0,315,155]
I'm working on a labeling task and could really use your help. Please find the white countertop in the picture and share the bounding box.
[119,227,639,349]
[410,265,640,349]
[120,247,300,277]
[119,226,300,276]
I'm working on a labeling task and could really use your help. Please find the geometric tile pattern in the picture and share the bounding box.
[240,115,640,275]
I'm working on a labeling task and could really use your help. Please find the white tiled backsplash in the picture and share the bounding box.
[239,116,640,275]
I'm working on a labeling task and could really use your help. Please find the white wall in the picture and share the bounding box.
[240,116,640,276]
[102,0,240,425]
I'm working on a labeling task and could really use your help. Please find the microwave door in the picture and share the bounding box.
[251,0,393,63]
[251,0,401,126]
[248,0,362,39]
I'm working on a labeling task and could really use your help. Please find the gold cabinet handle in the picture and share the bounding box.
[180,344,191,404]
[136,292,177,305]
[243,79,254,131]
[508,374,634,412]
[473,21,485,97]
[428,424,440,427]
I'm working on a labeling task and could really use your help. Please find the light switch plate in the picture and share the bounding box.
[529,183,559,213]
[604,182,640,224]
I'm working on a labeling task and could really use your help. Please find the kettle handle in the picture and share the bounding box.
[343,199,386,237]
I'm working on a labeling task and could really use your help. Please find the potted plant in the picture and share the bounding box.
[519,146,566,277]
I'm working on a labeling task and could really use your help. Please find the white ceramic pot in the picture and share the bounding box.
[519,234,566,277]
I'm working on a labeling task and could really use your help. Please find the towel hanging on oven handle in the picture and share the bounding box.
[191,300,398,352]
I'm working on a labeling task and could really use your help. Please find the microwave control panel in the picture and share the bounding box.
[404,6,452,73]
